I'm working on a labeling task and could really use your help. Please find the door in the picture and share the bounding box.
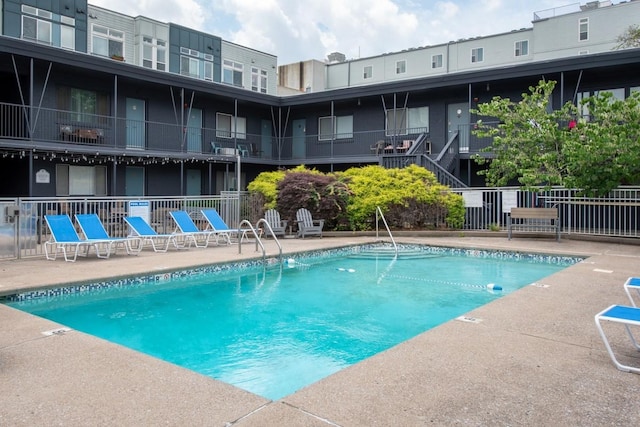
[125,166,144,196]
[447,102,470,152]
[292,119,306,159]
[186,169,201,196]
[186,108,202,153]
[261,119,272,159]
[126,98,145,149]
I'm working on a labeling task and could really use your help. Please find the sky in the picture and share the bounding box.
[88,0,612,65]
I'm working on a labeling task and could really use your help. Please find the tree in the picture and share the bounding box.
[471,80,575,190]
[615,25,640,49]
[562,90,640,196]
[472,80,640,196]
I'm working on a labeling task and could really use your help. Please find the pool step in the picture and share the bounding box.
[350,247,440,260]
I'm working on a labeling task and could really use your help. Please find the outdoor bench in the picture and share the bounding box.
[507,207,560,241]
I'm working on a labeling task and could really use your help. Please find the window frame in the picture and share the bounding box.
[318,115,353,141]
[471,47,484,63]
[395,60,406,75]
[91,24,124,58]
[385,106,429,136]
[223,59,244,87]
[431,54,443,69]
[216,113,247,139]
[363,65,373,79]
[579,17,589,41]
[515,40,529,57]
[251,67,268,93]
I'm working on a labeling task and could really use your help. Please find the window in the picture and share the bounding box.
[396,60,406,74]
[251,67,268,93]
[216,113,246,139]
[92,24,124,58]
[318,116,353,141]
[223,60,244,87]
[180,56,199,78]
[431,54,443,69]
[56,165,107,196]
[57,87,109,124]
[179,47,212,80]
[21,5,52,45]
[471,47,484,63]
[21,5,75,49]
[515,40,528,57]
[579,18,589,41]
[363,65,373,79]
[386,107,429,136]
[142,37,166,71]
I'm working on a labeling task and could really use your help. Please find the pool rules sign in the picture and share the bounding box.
[129,201,150,224]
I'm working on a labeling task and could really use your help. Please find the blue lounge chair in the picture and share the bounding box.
[44,214,113,262]
[295,208,324,238]
[595,304,640,374]
[200,209,242,243]
[624,277,640,307]
[169,210,221,248]
[75,213,142,256]
[124,216,187,252]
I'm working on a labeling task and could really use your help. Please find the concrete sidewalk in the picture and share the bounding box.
[1,235,640,426]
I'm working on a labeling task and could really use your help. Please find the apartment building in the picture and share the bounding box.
[0,0,639,198]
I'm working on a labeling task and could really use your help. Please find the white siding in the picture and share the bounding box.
[87,5,135,63]
[321,1,640,91]
[221,41,277,95]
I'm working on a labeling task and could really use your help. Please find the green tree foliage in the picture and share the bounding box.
[472,80,640,196]
[246,169,286,209]
[341,164,464,230]
[616,25,640,49]
[247,164,465,231]
[472,80,575,190]
[562,91,640,196]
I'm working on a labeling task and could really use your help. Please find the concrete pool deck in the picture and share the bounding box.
[1,234,640,426]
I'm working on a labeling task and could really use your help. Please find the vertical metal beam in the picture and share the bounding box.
[330,100,334,172]
[113,75,118,195]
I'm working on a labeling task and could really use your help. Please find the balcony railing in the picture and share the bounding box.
[0,102,444,163]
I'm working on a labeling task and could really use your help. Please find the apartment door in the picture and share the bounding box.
[186,169,201,195]
[125,166,144,196]
[292,119,306,159]
[261,119,272,158]
[126,98,145,149]
[186,108,202,153]
[447,103,469,152]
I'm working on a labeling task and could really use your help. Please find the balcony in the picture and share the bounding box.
[0,102,448,164]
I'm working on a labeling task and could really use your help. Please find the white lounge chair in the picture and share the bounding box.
[295,208,324,238]
[594,304,640,374]
[75,213,142,256]
[624,277,640,307]
[169,210,221,248]
[44,214,113,262]
[264,209,288,237]
[124,216,188,252]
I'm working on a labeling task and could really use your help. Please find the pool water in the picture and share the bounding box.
[6,247,579,400]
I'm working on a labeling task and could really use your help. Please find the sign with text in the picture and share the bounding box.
[129,201,150,224]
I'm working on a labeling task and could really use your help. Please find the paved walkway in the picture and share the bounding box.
[1,235,640,426]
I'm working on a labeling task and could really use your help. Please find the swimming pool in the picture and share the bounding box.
[5,244,581,400]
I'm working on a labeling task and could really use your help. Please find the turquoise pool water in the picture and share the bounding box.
[5,245,581,400]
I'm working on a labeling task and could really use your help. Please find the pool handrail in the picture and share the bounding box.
[375,206,398,256]
[254,218,282,261]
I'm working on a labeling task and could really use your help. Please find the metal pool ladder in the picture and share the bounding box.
[375,206,398,256]
[237,218,282,263]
